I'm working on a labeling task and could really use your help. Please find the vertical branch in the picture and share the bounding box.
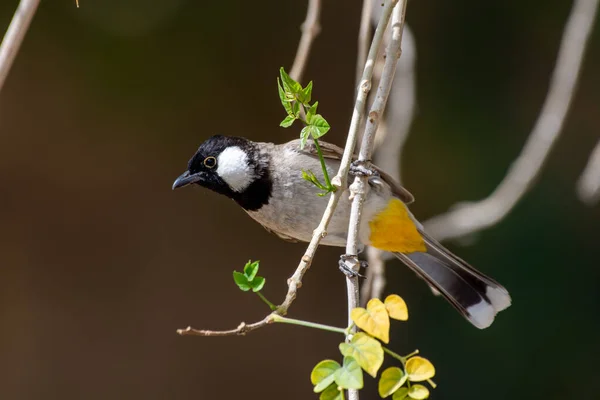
[423,0,599,242]
[343,1,408,398]
[577,139,600,205]
[362,25,417,302]
[0,0,41,93]
[333,0,399,319]
[332,0,398,190]
[289,0,322,83]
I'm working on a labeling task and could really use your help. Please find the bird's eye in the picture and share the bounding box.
[203,156,217,168]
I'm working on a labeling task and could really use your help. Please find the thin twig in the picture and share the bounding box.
[178,185,347,336]
[344,2,407,399]
[423,0,599,242]
[0,0,41,93]
[577,139,600,205]
[178,316,273,337]
[178,0,325,337]
[289,0,322,83]
[362,24,417,302]
[356,0,374,85]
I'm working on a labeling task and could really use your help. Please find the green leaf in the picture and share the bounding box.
[392,387,409,400]
[408,384,429,399]
[279,67,302,95]
[292,100,300,117]
[277,78,293,115]
[302,169,327,190]
[350,298,390,343]
[243,260,259,281]
[280,115,296,128]
[334,356,363,390]
[378,367,408,398]
[307,114,330,139]
[320,384,343,400]
[300,126,311,149]
[298,81,313,104]
[306,101,319,123]
[339,332,384,378]
[405,357,435,382]
[232,271,251,291]
[301,169,313,182]
[311,360,341,393]
[250,276,265,292]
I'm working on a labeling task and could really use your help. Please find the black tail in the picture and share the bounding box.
[393,230,511,329]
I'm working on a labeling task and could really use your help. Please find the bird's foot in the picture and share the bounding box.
[338,254,368,278]
[349,160,380,178]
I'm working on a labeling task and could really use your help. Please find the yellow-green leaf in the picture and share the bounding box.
[334,356,363,390]
[378,367,408,398]
[392,387,409,400]
[406,356,435,382]
[320,384,343,400]
[311,360,341,393]
[350,298,390,343]
[339,333,384,378]
[408,384,429,399]
[384,294,409,321]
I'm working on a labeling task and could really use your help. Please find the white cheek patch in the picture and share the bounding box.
[216,146,254,192]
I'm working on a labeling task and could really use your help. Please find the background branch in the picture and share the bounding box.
[423,0,599,242]
[289,0,321,83]
[0,0,40,93]
[356,0,373,85]
[577,139,600,205]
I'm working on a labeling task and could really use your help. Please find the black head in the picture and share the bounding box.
[172,135,272,211]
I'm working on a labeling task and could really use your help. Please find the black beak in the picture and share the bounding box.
[172,171,202,190]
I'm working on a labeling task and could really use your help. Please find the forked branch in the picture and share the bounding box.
[423,0,599,242]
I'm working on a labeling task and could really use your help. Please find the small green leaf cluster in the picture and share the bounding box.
[310,295,436,400]
[233,260,265,292]
[277,67,330,146]
[232,260,277,310]
[277,67,335,196]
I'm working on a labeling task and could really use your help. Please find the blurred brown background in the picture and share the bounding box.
[0,1,599,399]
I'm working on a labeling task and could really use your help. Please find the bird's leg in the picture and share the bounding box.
[338,254,368,278]
[349,160,380,178]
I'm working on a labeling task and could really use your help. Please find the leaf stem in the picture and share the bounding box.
[312,137,335,192]
[382,346,411,366]
[271,314,346,334]
[403,349,420,359]
[256,292,277,311]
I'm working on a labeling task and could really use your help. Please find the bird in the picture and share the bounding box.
[172,135,511,329]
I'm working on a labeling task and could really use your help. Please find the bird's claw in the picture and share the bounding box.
[349,160,379,178]
[338,254,368,278]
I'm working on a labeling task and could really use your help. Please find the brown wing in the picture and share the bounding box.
[292,139,415,204]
